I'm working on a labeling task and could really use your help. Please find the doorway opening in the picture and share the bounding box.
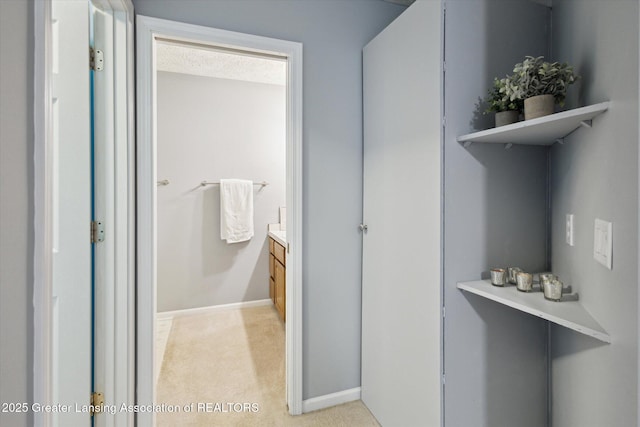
[153,38,287,422]
[136,16,303,424]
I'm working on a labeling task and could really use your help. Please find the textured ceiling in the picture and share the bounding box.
[156,41,286,86]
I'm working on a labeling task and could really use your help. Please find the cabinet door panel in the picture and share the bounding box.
[270,277,275,303]
[275,261,286,322]
[269,253,275,279]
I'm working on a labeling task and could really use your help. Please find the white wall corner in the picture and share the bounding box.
[301,387,362,414]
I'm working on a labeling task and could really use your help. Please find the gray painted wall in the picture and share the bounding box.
[156,71,286,312]
[132,0,405,399]
[8,1,635,423]
[0,1,32,426]
[550,1,639,426]
[443,1,550,426]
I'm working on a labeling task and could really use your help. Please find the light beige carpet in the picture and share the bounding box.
[155,317,173,386]
[156,305,380,427]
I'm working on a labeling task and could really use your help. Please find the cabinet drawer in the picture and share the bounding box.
[269,238,274,255]
[273,241,286,266]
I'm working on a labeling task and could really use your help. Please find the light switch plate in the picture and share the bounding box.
[566,214,574,246]
[279,206,286,231]
[594,218,612,270]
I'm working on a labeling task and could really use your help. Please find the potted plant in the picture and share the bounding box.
[507,56,579,120]
[485,76,522,127]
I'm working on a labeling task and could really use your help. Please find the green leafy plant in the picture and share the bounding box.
[485,76,522,113]
[507,56,579,106]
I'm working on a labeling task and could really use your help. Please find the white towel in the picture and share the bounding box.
[220,179,254,243]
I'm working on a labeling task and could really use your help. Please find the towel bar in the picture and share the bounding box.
[200,180,269,187]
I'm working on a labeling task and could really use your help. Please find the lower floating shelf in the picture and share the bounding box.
[457,279,610,343]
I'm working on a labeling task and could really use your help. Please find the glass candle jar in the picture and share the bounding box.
[544,279,563,301]
[490,268,507,286]
[516,272,533,292]
[508,267,523,285]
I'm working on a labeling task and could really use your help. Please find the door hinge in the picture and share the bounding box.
[91,220,105,243]
[90,392,104,416]
[90,47,104,71]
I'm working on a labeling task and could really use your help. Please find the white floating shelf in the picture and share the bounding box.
[457,102,610,146]
[457,279,610,343]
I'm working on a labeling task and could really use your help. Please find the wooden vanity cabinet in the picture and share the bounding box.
[269,237,286,321]
[274,260,285,322]
[269,240,275,302]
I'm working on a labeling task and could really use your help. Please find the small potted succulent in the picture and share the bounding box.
[485,76,522,127]
[507,56,579,120]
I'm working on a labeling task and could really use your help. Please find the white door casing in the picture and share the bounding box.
[136,16,303,425]
[361,1,443,425]
[91,1,136,426]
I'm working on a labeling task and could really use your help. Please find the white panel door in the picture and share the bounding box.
[91,4,114,427]
[361,1,442,426]
[51,0,92,425]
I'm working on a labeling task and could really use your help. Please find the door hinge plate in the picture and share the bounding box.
[91,392,104,416]
[90,47,104,71]
[91,220,105,243]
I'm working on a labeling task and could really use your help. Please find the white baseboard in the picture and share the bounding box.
[157,299,272,320]
[301,387,361,413]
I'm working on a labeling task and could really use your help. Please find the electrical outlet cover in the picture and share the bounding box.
[566,214,574,246]
[593,218,612,270]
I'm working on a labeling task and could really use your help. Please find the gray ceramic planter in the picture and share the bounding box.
[495,110,519,127]
[524,94,554,120]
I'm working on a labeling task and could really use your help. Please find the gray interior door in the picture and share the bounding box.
[361,1,443,425]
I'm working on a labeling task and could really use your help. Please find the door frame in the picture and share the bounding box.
[33,0,135,425]
[135,15,304,424]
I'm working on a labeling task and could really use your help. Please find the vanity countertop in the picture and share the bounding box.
[268,230,286,247]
